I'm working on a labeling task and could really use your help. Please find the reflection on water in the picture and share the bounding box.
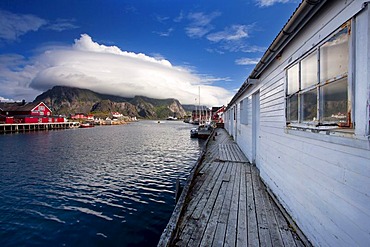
[0,121,204,246]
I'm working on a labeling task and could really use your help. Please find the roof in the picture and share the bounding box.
[0,102,48,112]
[227,0,327,109]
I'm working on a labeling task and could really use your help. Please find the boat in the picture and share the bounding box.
[191,86,212,138]
[166,116,178,121]
[190,128,198,138]
[79,122,94,128]
[197,124,213,139]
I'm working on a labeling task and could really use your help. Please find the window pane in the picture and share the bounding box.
[301,51,317,89]
[322,78,348,124]
[320,26,349,82]
[301,89,317,122]
[287,63,299,94]
[287,94,298,122]
[240,99,248,125]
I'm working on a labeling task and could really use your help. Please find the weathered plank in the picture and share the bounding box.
[188,163,229,246]
[252,166,272,247]
[270,196,298,247]
[236,163,247,247]
[178,162,223,245]
[225,163,241,246]
[213,163,236,246]
[199,180,228,247]
[246,165,260,247]
[258,175,284,247]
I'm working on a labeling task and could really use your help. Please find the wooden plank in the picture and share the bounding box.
[246,164,259,247]
[181,162,220,222]
[270,197,298,247]
[235,145,248,163]
[212,222,227,247]
[222,160,233,182]
[259,177,284,247]
[213,162,236,246]
[177,162,222,245]
[191,162,225,220]
[188,163,229,246]
[252,166,273,247]
[225,163,241,247]
[236,163,247,247]
[218,162,236,224]
[199,179,228,247]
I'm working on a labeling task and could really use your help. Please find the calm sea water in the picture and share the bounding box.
[0,121,205,247]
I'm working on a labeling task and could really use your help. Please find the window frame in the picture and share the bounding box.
[285,20,354,130]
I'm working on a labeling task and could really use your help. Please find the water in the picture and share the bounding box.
[0,121,205,247]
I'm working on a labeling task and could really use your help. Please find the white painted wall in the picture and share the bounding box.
[225,1,370,246]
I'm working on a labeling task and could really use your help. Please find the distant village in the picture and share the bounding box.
[0,100,225,133]
[0,101,137,125]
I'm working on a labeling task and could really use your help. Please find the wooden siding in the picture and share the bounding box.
[225,1,370,246]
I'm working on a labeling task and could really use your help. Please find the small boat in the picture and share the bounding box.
[190,128,198,138]
[197,124,212,139]
[79,122,94,128]
[167,116,178,121]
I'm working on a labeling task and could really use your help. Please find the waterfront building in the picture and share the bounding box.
[191,109,211,123]
[0,101,64,123]
[224,1,370,246]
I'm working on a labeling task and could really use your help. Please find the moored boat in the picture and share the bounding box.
[197,124,212,139]
[79,122,94,128]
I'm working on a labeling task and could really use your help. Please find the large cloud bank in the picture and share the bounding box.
[28,34,232,106]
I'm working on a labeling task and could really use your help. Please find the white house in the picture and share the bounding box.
[224,0,370,246]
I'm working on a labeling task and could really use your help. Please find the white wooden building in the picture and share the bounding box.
[224,0,370,246]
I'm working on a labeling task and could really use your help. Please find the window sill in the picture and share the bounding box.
[286,123,354,137]
[285,124,369,150]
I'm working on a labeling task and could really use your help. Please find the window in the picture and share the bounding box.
[240,99,248,125]
[286,21,352,128]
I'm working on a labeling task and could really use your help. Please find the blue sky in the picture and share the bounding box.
[0,0,300,106]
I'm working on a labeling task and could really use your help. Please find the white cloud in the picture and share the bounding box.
[0,96,14,102]
[0,34,233,106]
[0,54,44,100]
[154,15,170,24]
[153,28,174,37]
[0,9,47,42]
[241,45,266,53]
[235,57,260,65]
[174,11,185,23]
[45,18,79,32]
[207,25,251,42]
[185,12,221,38]
[0,9,79,43]
[256,0,291,7]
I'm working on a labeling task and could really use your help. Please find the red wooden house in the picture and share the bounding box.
[0,101,64,124]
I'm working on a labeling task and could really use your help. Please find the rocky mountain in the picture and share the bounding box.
[34,86,187,119]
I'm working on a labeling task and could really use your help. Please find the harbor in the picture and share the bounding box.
[0,121,204,246]
[159,128,310,247]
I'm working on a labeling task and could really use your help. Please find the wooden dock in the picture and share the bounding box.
[0,122,80,134]
[159,128,310,247]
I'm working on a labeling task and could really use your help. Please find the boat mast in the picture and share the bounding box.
[199,86,201,125]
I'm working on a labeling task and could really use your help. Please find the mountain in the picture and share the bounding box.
[182,104,208,112]
[34,86,187,119]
